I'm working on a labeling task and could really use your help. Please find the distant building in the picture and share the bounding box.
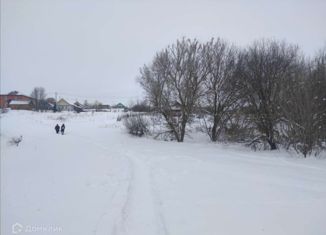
[111,103,128,112]
[100,104,110,109]
[0,92,34,109]
[56,98,74,111]
[38,100,54,111]
[73,101,84,113]
[112,103,126,109]
[170,102,182,116]
[9,100,34,110]
[46,97,56,105]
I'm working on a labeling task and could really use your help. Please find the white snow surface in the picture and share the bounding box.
[1,111,326,235]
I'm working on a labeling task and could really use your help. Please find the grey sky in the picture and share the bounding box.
[1,0,325,104]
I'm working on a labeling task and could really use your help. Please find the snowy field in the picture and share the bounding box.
[1,110,326,235]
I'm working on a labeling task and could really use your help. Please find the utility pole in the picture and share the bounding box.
[54,92,58,112]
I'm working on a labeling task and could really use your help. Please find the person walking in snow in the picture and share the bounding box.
[61,124,65,135]
[55,124,60,134]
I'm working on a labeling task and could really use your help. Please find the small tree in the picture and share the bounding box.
[83,100,89,108]
[30,87,46,111]
[94,100,102,111]
[123,114,149,137]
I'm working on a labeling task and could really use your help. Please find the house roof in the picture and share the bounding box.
[0,94,33,99]
[57,97,84,105]
[57,98,73,106]
[73,101,84,108]
[8,91,20,95]
[9,100,31,105]
[113,103,126,108]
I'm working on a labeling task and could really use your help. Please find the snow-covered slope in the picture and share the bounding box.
[1,111,326,235]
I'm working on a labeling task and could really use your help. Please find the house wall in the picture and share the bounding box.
[57,105,74,111]
[0,95,33,108]
[9,104,34,110]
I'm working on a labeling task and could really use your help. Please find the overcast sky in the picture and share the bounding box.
[1,0,326,104]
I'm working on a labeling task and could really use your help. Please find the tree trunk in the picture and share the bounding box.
[268,140,277,150]
[211,120,218,142]
[179,119,187,142]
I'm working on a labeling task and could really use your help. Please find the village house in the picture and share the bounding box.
[9,100,34,110]
[113,103,126,109]
[37,100,54,111]
[112,103,128,112]
[56,98,74,111]
[73,101,84,113]
[0,91,34,109]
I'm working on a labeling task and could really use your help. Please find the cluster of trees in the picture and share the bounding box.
[83,100,104,111]
[129,101,152,112]
[30,87,54,111]
[138,38,326,157]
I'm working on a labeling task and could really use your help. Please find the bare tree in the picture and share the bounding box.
[138,38,208,142]
[94,100,102,111]
[31,87,46,111]
[280,60,313,156]
[200,38,241,141]
[312,49,326,143]
[280,50,326,157]
[237,39,299,150]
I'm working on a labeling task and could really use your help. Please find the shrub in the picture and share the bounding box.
[123,114,149,137]
[0,108,9,114]
[9,136,23,146]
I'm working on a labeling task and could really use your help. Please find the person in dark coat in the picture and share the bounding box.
[55,124,60,134]
[61,124,65,135]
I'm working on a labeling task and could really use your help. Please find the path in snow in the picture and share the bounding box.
[77,133,167,235]
[67,123,167,235]
[115,152,168,235]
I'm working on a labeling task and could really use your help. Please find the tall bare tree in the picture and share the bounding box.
[31,87,46,111]
[200,38,241,141]
[280,60,314,156]
[280,51,326,157]
[139,38,208,142]
[312,49,326,143]
[237,39,299,150]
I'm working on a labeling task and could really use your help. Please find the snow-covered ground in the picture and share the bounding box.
[1,110,326,235]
